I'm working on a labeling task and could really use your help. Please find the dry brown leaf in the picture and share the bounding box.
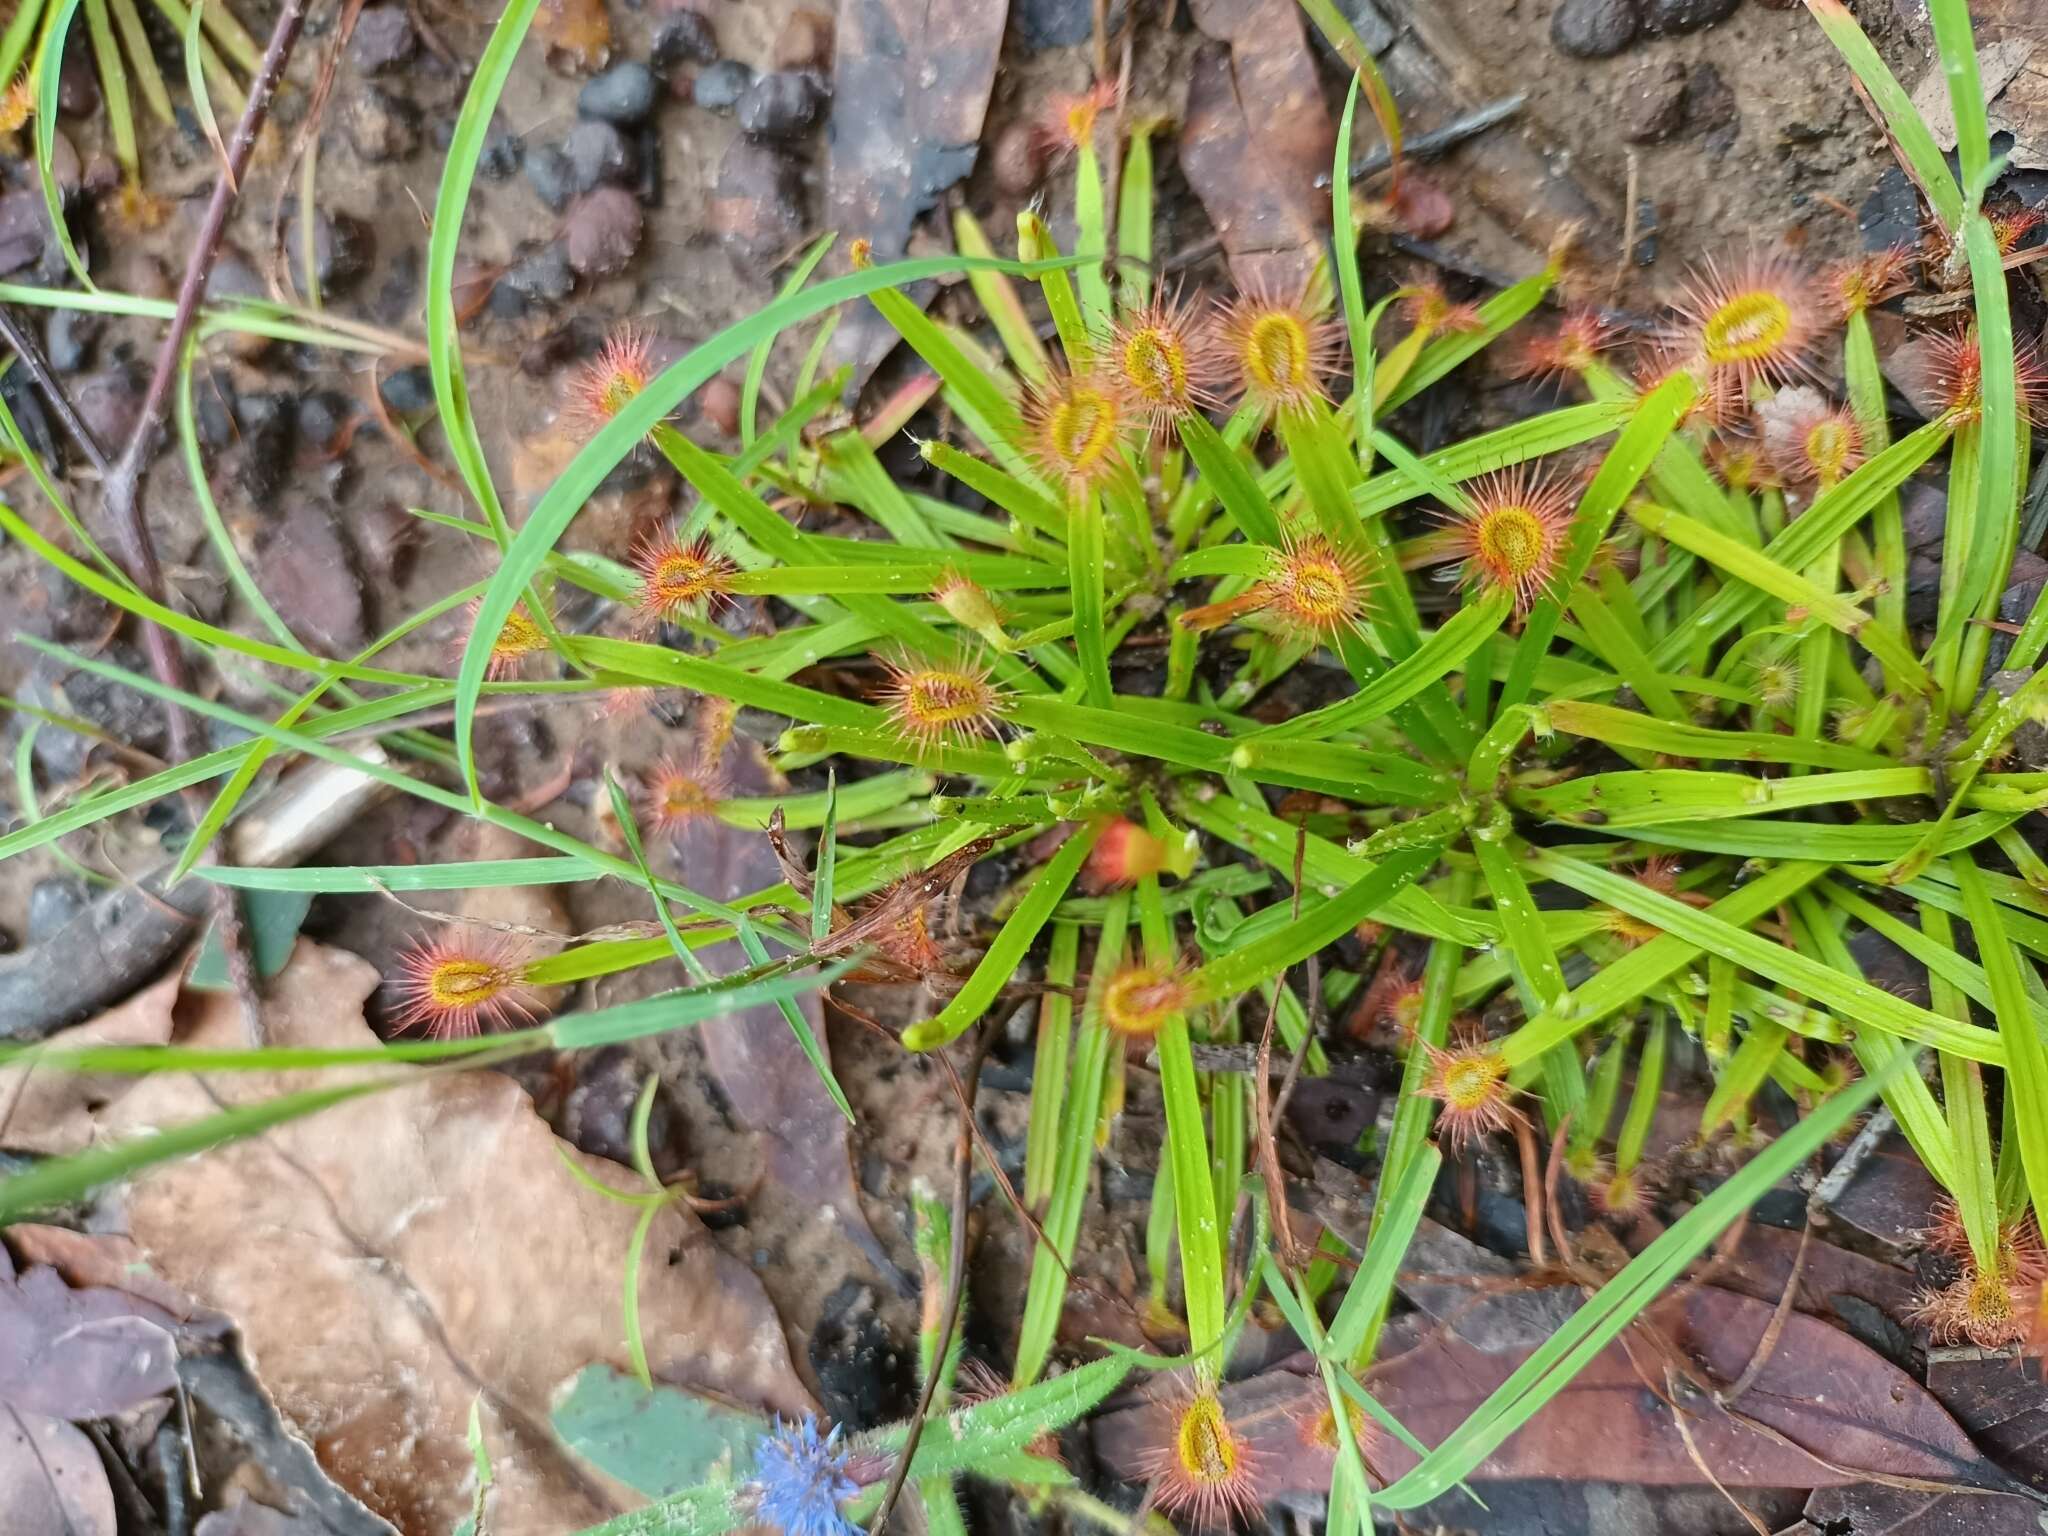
[1181,0,1335,297]
[46,940,809,1536]
[531,0,608,73]
[0,968,179,1155]
[1911,39,2048,171]
[0,1411,113,1536]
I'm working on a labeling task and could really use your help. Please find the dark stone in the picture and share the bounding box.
[232,392,297,500]
[343,86,421,163]
[56,46,98,119]
[578,61,658,125]
[46,130,81,196]
[807,1281,911,1431]
[496,241,575,314]
[1682,61,1739,149]
[379,364,435,414]
[1550,0,1639,57]
[0,190,62,281]
[561,119,635,192]
[707,138,804,259]
[691,58,754,113]
[1859,164,1922,253]
[1620,58,1686,143]
[284,210,374,294]
[1631,194,1659,266]
[563,186,643,278]
[73,367,141,449]
[349,4,417,74]
[192,369,236,449]
[255,503,368,656]
[480,118,523,179]
[523,141,575,211]
[1014,0,1122,49]
[735,70,821,139]
[295,390,354,456]
[651,10,718,68]
[42,644,169,763]
[26,877,88,944]
[517,322,592,375]
[1644,0,1739,32]
[45,306,99,372]
[557,1046,681,1172]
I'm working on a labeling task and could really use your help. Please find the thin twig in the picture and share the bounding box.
[0,304,111,476]
[866,1026,989,1535]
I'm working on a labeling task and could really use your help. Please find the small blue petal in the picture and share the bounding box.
[753,1415,860,1536]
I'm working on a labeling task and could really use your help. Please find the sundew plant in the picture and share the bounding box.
[0,0,2043,1528]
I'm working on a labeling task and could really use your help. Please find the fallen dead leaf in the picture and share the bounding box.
[532,0,608,73]
[673,729,905,1292]
[1096,1287,2009,1501]
[0,968,179,1154]
[823,0,1007,387]
[1911,38,2048,172]
[1181,0,1335,297]
[0,1241,178,1420]
[0,1411,112,1536]
[33,940,810,1536]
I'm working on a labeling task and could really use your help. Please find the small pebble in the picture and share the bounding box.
[0,190,60,281]
[295,390,355,456]
[1620,59,1687,143]
[349,3,417,74]
[991,121,1046,195]
[773,8,833,69]
[707,138,803,259]
[232,392,297,500]
[285,210,375,294]
[45,306,99,372]
[496,241,575,314]
[579,60,659,125]
[75,368,143,458]
[56,49,98,118]
[563,186,644,278]
[343,86,421,162]
[257,503,369,656]
[523,141,576,211]
[651,11,719,68]
[692,59,755,113]
[379,364,436,414]
[735,71,821,139]
[1551,0,1639,57]
[1682,61,1738,142]
[480,118,524,179]
[562,119,636,192]
[698,374,741,437]
[1644,0,1739,31]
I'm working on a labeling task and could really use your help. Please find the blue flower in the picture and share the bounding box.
[752,1416,860,1536]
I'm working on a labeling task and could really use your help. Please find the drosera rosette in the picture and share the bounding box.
[1665,249,1827,391]
[1825,247,1915,321]
[1416,1027,1518,1153]
[1179,530,1374,646]
[1439,464,1577,617]
[0,72,33,136]
[463,597,554,681]
[1891,325,2048,427]
[1508,308,1621,389]
[1758,385,1865,490]
[1137,1377,1265,1529]
[1082,815,1182,893]
[629,527,739,627]
[872,650,1011,754]
[1909,1264,2035,1351]
[1036,77,1120,165]
[1101,955,1198,1039]
[566,325,655,436]
[640,752,729,834]
[1216,285,1343,418]
[1397,277,1486,340]
[1109,288,1224,435]
[1598,856,1710,947]
[386,933,543,1039]
[1019,366,1135,490]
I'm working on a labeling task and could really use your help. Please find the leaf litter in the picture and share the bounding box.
[9,939,810,1535]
